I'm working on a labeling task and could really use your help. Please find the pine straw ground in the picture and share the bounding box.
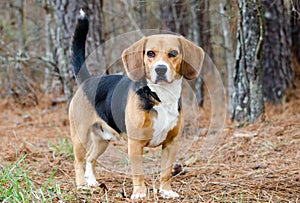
[0,71,300,202]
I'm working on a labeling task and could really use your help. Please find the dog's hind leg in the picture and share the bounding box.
[70,123,87,188]
[84,124,110,187]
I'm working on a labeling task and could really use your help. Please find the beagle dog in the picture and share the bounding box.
[69,10,205,199]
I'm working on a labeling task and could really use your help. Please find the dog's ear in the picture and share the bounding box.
[122,37,146,81]
[178,36,205,80]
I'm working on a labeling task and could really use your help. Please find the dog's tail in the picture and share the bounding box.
[71,9,90,85]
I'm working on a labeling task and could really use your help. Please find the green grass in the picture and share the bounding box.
[48,137,74,159]
[0,155,62,202]
[0,137,77,203]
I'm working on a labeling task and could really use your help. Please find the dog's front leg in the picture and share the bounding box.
[159,139,180,199]
[128,138,147,199]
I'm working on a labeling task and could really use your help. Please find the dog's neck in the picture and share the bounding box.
[146,77,182,104]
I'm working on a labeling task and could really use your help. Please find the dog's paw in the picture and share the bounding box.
[87,179,99,187]
[159,189,179,199]
[77,185,91,191]
[130,192,146,200]
[84,175,98,187]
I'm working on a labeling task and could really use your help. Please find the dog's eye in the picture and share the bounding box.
[147,51,155,58]
[168,50,178,58]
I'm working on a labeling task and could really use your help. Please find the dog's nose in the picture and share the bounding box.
[155,65,167,76]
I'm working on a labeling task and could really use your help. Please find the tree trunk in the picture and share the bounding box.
[219,0,235,115]
[291,0,300,65]
[84,0,105,53]
[52,0,105,101]
[159,0,189,36]
[16,0,25,53]
[43,0,54,94]
[262,0,294,104]
[53,0,76,102]
[14,0,26,96]
[139,0,147,30]
[11,0,37,105]
[160,0,176,32]
[231,0,265,123]
[84,0,106,76]
[191,0,212,107]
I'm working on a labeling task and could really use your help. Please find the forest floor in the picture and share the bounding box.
[0,64,300,202]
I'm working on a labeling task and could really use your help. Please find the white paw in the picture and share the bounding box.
[84,174,98,187]
[77,185,92,191]
[160,189,179,199]
[84,162,98,187]
[130,192,146,199]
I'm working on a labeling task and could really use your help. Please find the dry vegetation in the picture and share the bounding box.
[0,65,299,202]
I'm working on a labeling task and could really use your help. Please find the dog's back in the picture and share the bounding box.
[79,75,132,133]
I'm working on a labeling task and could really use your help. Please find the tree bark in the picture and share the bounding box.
[291,0,300,65]
[16,0,25,53]
[84,0,105,53]
[14,0,26,96]
[193,0,212,107]
[219,0,235,115]
[11,0,37,105]
[84,0,106,75]
[231,0,265,123]
[43,0,54,94]
[53,0,76,102]
[262,0,294,104]
[51,0,105,101]
[139,0,147,30]
[160,0,176,32]
[159,0,189,36]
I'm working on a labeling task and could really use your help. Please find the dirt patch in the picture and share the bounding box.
[0,79,300,202]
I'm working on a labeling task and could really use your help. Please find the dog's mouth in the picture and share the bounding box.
[155,76,169,84]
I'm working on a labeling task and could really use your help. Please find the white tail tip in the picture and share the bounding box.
[79,9,86,18]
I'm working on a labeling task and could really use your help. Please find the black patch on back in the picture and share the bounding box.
[82,75,132,133]
[136,86,161,111]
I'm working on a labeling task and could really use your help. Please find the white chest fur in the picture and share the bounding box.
[147,78,182,147]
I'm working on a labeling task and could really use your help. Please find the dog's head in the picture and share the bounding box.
[122,34,205,84]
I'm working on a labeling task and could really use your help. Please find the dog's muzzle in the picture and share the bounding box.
[155,64,168,82]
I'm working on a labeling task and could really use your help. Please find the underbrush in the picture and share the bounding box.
[0,155,62,202]
[0,137,78,203]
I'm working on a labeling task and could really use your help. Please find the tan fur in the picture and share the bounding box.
[126,89,156,135]
[70,34,205,198]
[69,85,120,186]
[178,36,205,80]
[122,38,146,81]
